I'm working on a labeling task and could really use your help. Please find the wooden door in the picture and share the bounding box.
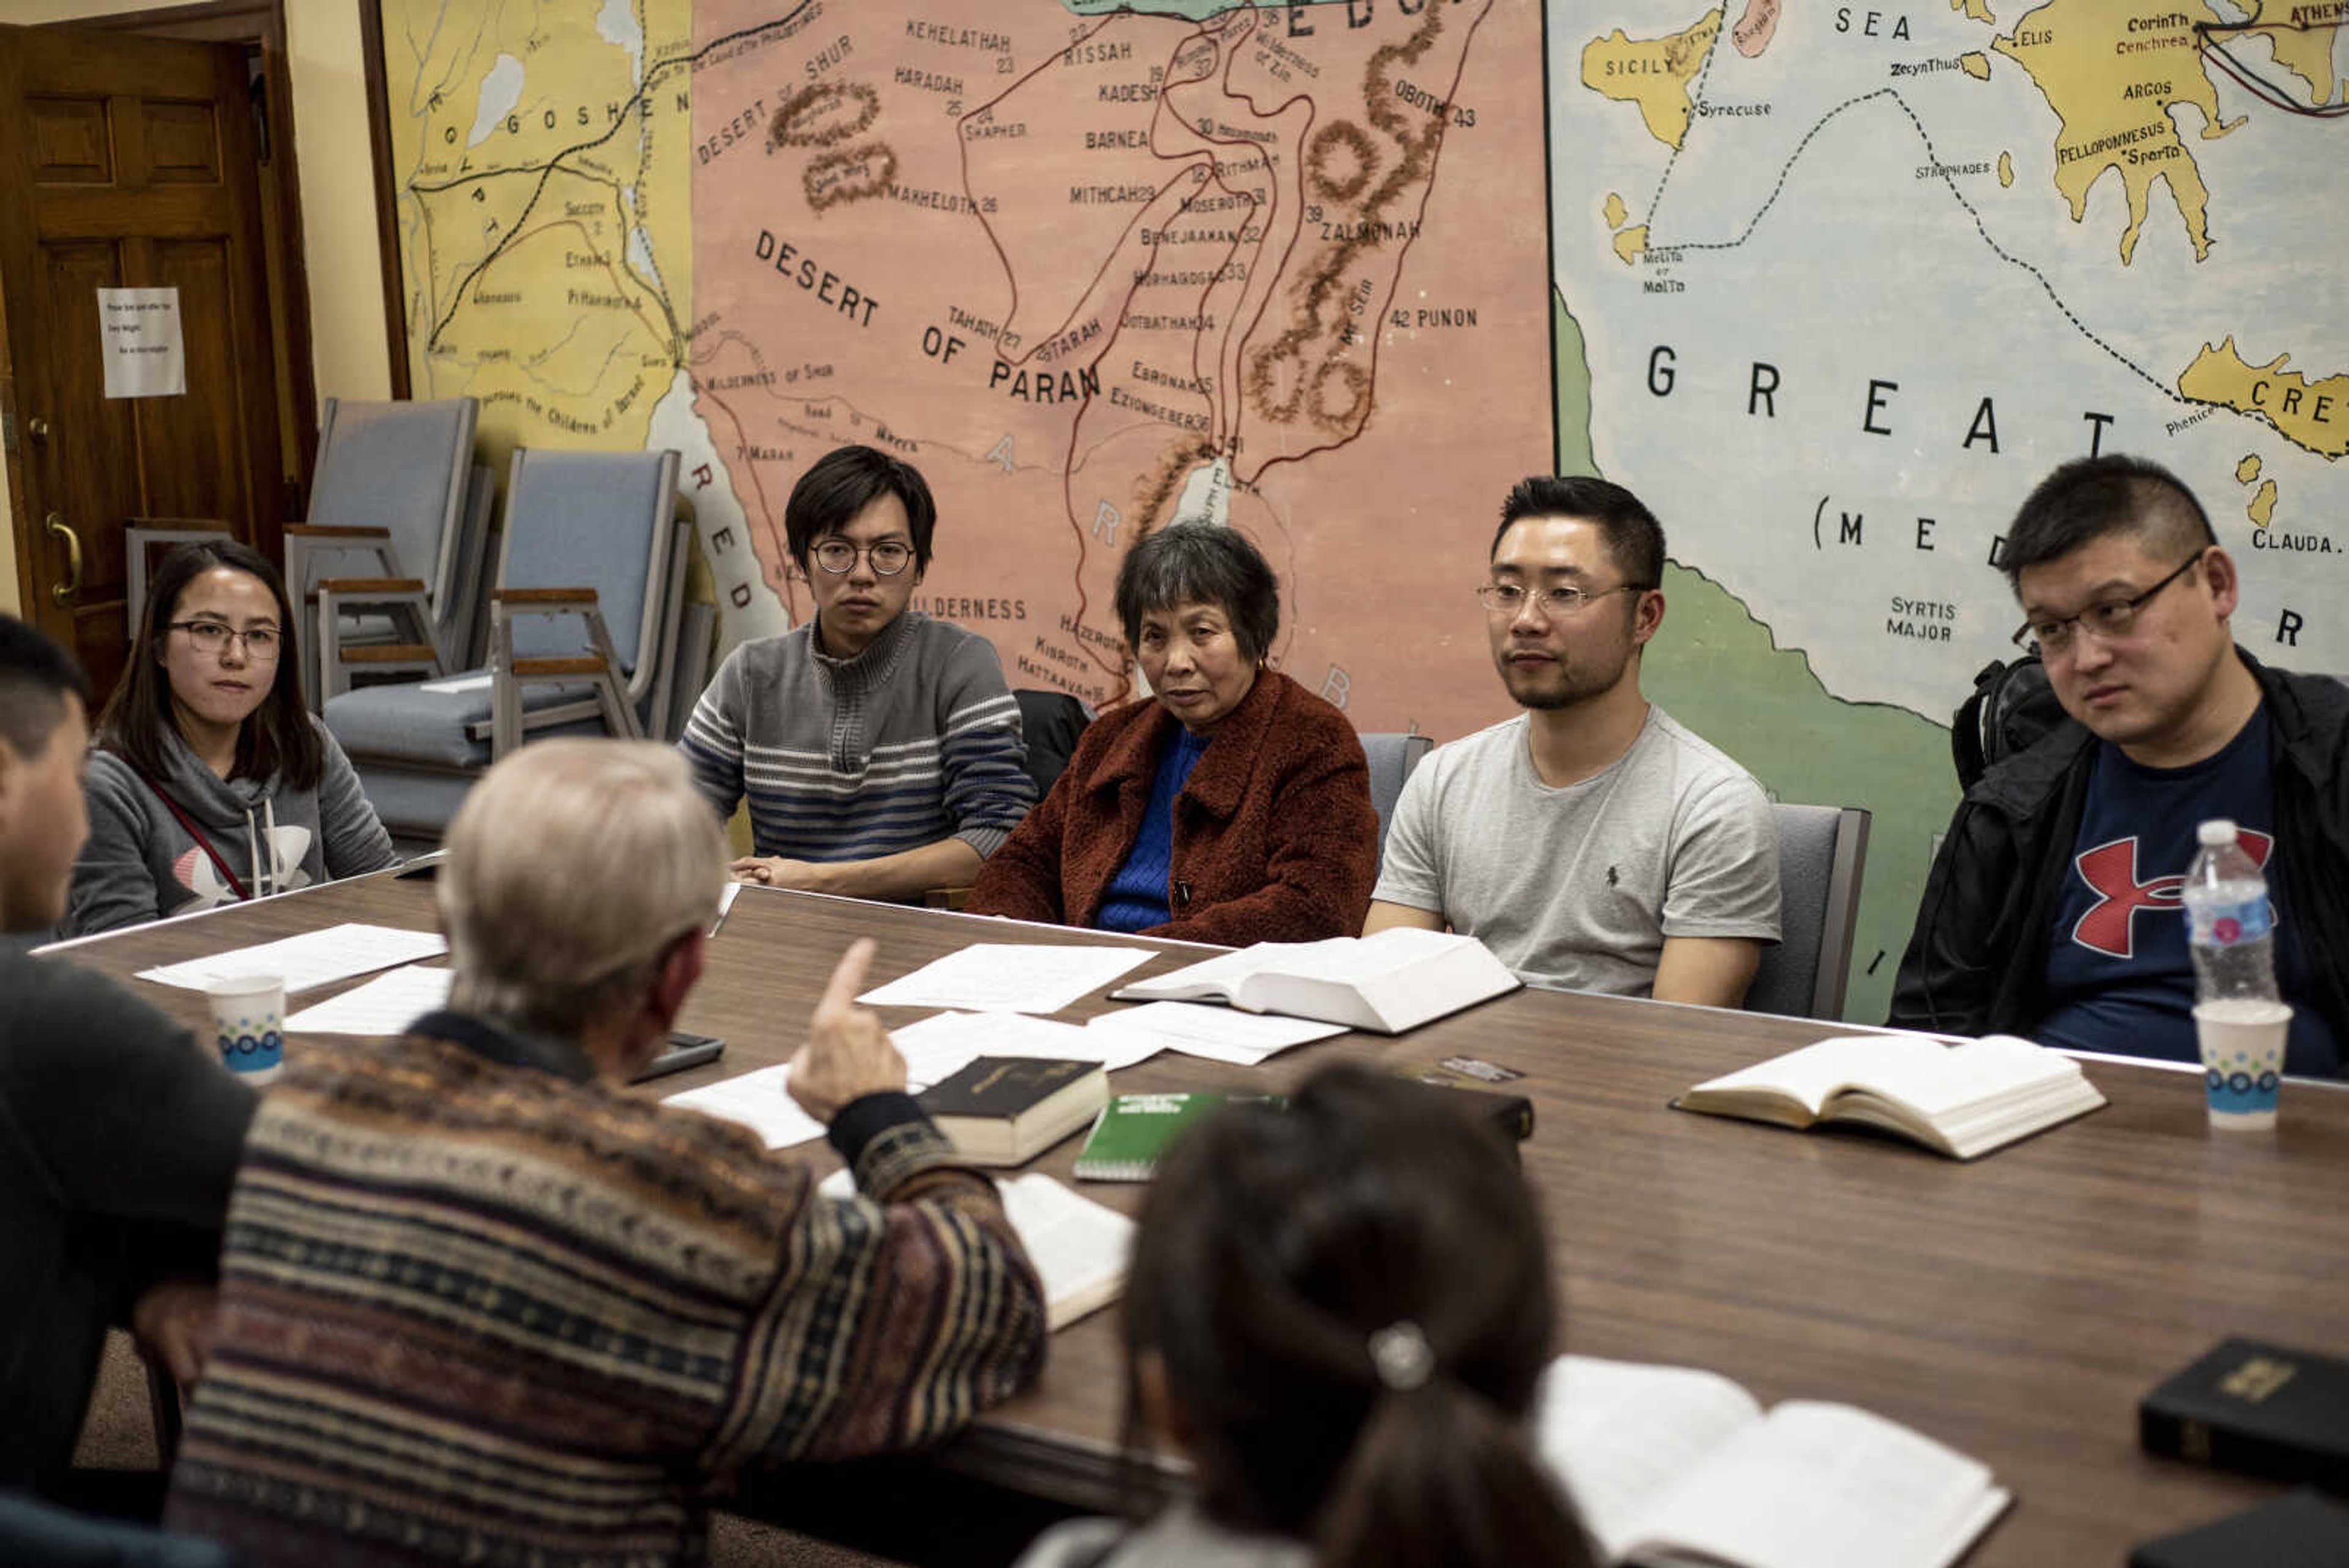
[0,23,284,704]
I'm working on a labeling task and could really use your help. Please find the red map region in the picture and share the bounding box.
[688,0,1551,735]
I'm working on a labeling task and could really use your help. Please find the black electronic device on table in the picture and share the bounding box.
[631,1031,725,1083]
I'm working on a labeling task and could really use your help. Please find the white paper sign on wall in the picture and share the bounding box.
[98,288,185,399]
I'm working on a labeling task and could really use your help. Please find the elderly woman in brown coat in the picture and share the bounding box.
[970,523,1378,945]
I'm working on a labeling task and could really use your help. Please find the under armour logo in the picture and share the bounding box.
[2071,830,2273,958]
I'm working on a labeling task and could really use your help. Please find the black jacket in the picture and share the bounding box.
[0,952,257,1492]
[1888,650,2349,1068]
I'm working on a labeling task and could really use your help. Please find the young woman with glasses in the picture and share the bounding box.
[64,540,394,935]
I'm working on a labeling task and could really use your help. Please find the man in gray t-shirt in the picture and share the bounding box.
[1368,476,1779,1004]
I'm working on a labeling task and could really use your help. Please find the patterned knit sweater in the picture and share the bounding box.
[166,1011,1047,1568]
[678,610,1034,861]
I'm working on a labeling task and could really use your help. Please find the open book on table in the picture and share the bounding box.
[818,1168,1131,1332]
[1537,1356,2011,1568]
[1108,926,1519,1034]
[1673,1033,2107,1161]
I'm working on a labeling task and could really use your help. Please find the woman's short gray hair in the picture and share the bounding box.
[1113,522,1280,663]
[439,739,726,1037]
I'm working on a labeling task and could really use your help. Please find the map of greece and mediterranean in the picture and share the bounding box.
[379,0,2346,1019]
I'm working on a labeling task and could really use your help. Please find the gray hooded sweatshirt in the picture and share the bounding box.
[65,718,396,937]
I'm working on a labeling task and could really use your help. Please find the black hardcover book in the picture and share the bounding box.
[917,1056,1109,1167]
[2129,1491,2349,1568]
[2140,1337,2349,1492]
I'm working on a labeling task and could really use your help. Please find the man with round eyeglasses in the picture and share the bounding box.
[1891,453,2348,1076]
[678,444,1035,900]
[1365,475,1780,1006]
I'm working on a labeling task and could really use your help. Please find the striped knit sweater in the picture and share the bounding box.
[678,611,1034,862]
[165,1011,1048,1568]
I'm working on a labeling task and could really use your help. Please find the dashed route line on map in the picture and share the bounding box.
[1639,7,1726,224]
[1638,83,2339,463]
[423,2,814,350]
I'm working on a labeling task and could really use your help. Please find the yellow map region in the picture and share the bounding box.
[2247,478,2278,527]
[381,0,694,468]
[2236,453,2262,483]
[1992,0,2243,265]
[1959,51,1991,80]
[2261,20,2345,104]
[2178,338,2349,459]
[1582,9,1724,151]
[1951,0,1997,21]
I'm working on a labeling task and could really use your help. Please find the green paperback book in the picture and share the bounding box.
[1072,1092,1247,1181]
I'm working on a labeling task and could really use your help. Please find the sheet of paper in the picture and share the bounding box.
[98,286,185,398]
[417,672,492,695]
[283,964,452,1035]
[1088,1000,1346,1065]
[664,1065,826,1150]
[890,1010,1162,1089]
[138,923,448,994]
[858,943,1154,1014]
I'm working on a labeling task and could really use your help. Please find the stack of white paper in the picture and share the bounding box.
[662,1065,826,1150]
[283,965,453,1035]
[138,924,448,994]
[856,943,1155,1013]
[1086,1000,1347,1065]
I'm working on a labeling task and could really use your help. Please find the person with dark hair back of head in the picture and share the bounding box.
[64,538,394,935]
[1366,475,1780,1005]
[1892,454,2349,1076]
[678,444,1036,902]
[970,522,1379,944]
[0,615,258,1507]
[1016,1064,1597,1568]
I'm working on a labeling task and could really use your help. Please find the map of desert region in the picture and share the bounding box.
[689,0,1553,727]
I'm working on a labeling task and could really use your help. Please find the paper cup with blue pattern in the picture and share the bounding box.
[204,973,286,1085]
[2192,998,2290,1131]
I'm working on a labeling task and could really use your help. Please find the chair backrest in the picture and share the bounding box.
[307,397,478,611]
[497,447,681,699]
[1013,688,1093,795]
[1359,731,1434,860]
[0,1490,233,1567]
[1746,803,1871,1020]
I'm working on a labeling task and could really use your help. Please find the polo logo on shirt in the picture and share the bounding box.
[2071,830,2273,958]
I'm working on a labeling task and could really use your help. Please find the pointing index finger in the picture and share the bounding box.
[817,938,880,1017]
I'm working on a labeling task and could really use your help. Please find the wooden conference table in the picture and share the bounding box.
[40,871,2349,1566]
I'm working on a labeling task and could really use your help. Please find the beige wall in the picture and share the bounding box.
[1,434,18,615]
[1,0,393,616]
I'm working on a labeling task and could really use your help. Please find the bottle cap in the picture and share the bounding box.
[2197,818,2238,847]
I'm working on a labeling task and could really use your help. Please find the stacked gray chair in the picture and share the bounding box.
[322,447,697,841]
[1745,803,1872,1020]
[1359,731,1434,860]
[286,397,491,706]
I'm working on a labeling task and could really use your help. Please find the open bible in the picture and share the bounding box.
[1108,926,1518,1034]
[1537,1356,2012,1568]
[1672,1033,2106,1160]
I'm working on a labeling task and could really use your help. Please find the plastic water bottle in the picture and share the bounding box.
[2182,818,2288,1128]
[2182,819,2277,1001]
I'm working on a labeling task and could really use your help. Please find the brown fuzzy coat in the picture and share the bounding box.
[970,670,1378,946]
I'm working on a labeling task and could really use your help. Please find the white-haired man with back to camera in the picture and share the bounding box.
[168,738,1047,1568]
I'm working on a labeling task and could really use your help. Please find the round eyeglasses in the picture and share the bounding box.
[811,539,915,576]
[168,619,282,660]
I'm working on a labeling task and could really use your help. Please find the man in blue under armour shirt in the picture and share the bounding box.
[1890,455,2348,1077]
